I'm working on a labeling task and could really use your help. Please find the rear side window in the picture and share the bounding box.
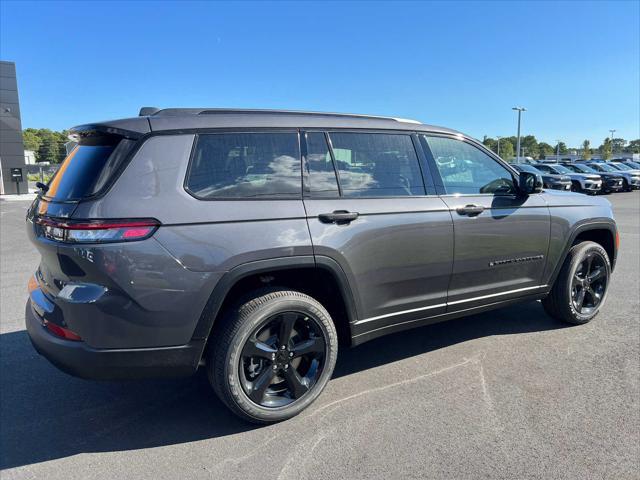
[187,133,301,199]
[44,138,133,201]
[327,132,425,197]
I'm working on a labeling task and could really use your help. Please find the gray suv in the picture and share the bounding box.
[26,108,618,423]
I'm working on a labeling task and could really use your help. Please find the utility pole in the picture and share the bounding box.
[556,139,561,162]
[512,107,526,164]
[496,136,502,157]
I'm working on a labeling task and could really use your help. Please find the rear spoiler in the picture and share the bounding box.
[69,117,151,144]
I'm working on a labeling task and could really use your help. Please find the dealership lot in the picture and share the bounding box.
[1,193,638,479]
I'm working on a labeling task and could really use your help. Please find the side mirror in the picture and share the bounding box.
[517,171,543,195]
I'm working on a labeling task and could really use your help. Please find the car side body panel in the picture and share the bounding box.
[304,197,454,336]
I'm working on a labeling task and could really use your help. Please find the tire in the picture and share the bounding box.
[207,289,338,424]
[542,241,611,325]
[570,182,580,193]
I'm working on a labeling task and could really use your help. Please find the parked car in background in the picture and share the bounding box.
[609,161,640,177]
[25,108,619,423]
[586,162,639,191]
[563,163,624,194]
[611,159,640,168]
[512,164,571,190]
[620,160,640,169]
[533,163,601,194]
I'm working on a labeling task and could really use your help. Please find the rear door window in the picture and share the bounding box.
[186,132,301,199]
[326,132,425,197]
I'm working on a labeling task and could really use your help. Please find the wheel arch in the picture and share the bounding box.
[547,219,618,288]
[192,256,360,360]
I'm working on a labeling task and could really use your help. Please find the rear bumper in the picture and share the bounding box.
[26,301,203,380]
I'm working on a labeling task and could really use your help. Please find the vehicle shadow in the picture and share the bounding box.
[0,300,566,470]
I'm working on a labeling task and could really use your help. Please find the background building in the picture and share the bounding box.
[0,61,27,194]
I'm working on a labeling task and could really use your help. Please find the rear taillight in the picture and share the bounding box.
[34,217,160,243]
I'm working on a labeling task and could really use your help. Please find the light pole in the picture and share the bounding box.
[609,129,616,156]
[512,107,526,163]
[556,139,561,162]
[496,136,502,157]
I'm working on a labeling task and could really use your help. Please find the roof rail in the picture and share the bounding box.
[147,107,422,124]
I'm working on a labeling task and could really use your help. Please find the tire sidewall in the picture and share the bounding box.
[223,295,338,423]
[564,243,611,323]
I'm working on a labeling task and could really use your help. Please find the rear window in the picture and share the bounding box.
[186,132,301,199]
[44,138,133,201]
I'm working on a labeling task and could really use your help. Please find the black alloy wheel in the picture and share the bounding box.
[570,252,608,315]
[208,289,338,423]
[542,241,611,325]
[240,311,326,408]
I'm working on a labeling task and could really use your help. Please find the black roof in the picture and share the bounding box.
[71,107,461,138]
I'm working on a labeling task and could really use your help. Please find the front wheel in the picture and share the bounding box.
[208,289,338,423]
[542,241,611,324]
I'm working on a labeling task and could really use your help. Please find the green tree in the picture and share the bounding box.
[538,142,554,159]
[37,130,60,164]
[582,140,592,160]
[520,135,539,159]
[482,137,497,152]
[625,139,640,153]
[599,138,612,160]
[556,142,568,154]
[23,128,42,153]
[611,138,626,153]
[500,140,515,160]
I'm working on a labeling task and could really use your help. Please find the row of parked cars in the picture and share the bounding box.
[514,158,640,194]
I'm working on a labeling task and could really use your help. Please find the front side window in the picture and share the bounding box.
[327,132,425,197]
[423,136,516,195]
[186,132,301,198]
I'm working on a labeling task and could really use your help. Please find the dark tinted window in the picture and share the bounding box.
[187,133,301,198]
[515,164,542,174]
[305,132,339,197]
[327,133,425,197]
[534,164,553,173]
[45,139,133,201]
[423,136,516,195]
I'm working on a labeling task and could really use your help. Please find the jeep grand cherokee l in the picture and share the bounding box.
[533,163,601,194]
[26,108,618,423]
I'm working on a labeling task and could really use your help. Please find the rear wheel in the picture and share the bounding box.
[542,241,610,324]
[208,289,338,423]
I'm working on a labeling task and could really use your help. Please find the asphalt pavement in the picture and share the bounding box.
[1,192,638,479]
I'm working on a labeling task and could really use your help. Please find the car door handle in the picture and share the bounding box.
[456,204,485,216]
[318,210,359,224]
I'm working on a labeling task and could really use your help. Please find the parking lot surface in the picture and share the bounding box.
[1,193,638,480]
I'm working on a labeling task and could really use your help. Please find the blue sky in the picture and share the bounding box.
[1,0,638,147]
